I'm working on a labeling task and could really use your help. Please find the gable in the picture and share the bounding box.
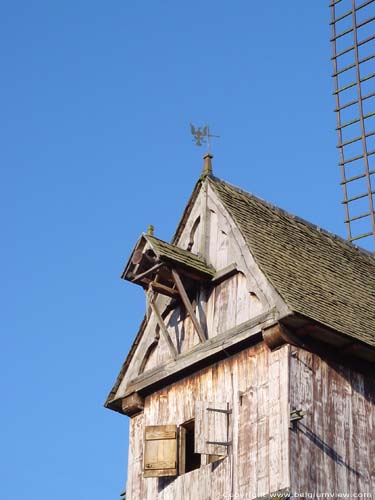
[105,178,290,411]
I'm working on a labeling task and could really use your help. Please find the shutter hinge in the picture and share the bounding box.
[289,408,306,428]
[206,440,232,446]
[207,407,232,414]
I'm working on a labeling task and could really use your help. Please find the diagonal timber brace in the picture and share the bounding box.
[171,269,206,343]
[149,294,178,360]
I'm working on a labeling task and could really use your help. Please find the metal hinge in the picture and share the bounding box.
[206,440,232,446]
[289,408,306,428]
[206,403,231,446]
[207,407,232,414]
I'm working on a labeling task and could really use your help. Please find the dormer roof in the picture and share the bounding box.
[122,233,215,286]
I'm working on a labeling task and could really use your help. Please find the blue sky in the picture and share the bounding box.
[0,1,357,499]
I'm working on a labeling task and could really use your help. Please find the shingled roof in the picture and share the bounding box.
[146,234,214,278]
[209,177,375,348]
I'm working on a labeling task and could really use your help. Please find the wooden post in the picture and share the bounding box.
[171,269,206,343]
[121,392,144,416]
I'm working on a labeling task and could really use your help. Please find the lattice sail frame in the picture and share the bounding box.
[330,0,375,249]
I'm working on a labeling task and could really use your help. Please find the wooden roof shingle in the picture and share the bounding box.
[145,234,214,278]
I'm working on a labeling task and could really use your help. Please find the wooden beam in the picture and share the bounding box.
[263,322,305,350]
[150,281,179,298]
[164,262,213,282]
[171,269,206,343]
[121,392,144,417]
[211,263,238,285]
[124,309,279,396]
[262,323,286,350]
[131,263,163,283]
[150,300,178,360]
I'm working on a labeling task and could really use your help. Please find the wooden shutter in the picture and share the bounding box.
[144,425,178,478]
[195,401,230,456]
[178,425,186,475]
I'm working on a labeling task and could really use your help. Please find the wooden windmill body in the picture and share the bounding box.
[105,154,375,499]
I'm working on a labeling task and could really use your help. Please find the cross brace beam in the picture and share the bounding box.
[171,269,206,343]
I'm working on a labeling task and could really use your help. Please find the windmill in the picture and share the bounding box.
[330,0,375,250]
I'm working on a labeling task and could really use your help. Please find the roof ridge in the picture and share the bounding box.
[209,176,375,262]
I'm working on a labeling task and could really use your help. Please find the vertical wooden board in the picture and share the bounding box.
[236,272,249,325]
[256,347,269,497]
[351,370,370,491]
[133,412,145,462]
[230,353,240,495]
[188,468,200,500]
[203,465,213,500]
[290,348,314,493]
[196,287,208,340]
[222,274,238,332]
[312,353,325,492]
[289,348,298,492]
[175,306,186,354]
[143,339,159,373]
[190,217,201,256]
[341,365,354,495]
[212,280,225,337]
[165,306,182,354]
[249,283,264,318]
[278,345,290,490]
[183,313,197,352]
[191,370,202,420]
[330,364,348,493]
[321,357,335,494]
[216,227,229,270]
[364,376,375,494]
[223,358,235,498]
[126,417,135,499]
[159,389,170,422]
[238,389,254,498]
[156,335,173,368]
[208,207,218,268]
[268,349,281,492]
[348,369,360,494]
[208,455,228,499]
[248,343,259,500]
[128,413,145,500]
[174,474,184,500]
[205,285,215,339]
[365,376,375,495]
[204,366,213,404]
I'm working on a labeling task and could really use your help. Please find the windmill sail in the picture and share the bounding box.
[330,0,375,250]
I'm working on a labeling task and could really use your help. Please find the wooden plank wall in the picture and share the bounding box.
[143,272,266,373]
[125,343,290,500]
[290,347,375,496]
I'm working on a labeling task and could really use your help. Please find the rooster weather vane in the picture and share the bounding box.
[190,123,220,152]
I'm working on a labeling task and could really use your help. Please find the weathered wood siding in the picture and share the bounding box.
[125,343,290,500]
[290,347,375,495]
[143,272,265,373]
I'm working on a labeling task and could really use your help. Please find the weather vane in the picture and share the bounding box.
[190,123,220,152]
